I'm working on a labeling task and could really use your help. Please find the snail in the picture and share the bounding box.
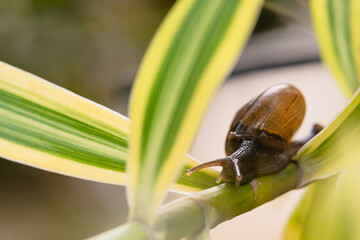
[186,84,322,188]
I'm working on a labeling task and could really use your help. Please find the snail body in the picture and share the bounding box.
[186,84,306,186]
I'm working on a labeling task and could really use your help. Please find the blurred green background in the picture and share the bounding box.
[0,0,319,239]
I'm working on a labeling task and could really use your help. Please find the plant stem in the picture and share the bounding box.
[91,163,298,240]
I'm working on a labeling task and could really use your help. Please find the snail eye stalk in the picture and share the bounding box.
[232,160,242,187]
[185,157,228,176]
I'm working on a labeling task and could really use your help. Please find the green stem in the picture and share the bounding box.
[91,163,298,240]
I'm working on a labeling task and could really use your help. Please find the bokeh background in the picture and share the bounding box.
[0,0,346,239]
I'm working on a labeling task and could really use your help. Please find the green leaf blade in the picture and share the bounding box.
[0,61,129,183]
[0,87,127,171]
[311,0,360,97]
[284,176,339,240]
[129,0,263,224]
[296,88,360,185]
[139,0,239,168]
[285,168,360,240]
[0,61,218,191]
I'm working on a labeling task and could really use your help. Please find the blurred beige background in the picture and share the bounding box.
[0,0,346,239]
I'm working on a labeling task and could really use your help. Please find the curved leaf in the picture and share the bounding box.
[296,88,360,185]
[0,61,218,192]
[284,176,339,240]
[310,0,360,97]
[128,0,263,224]
[285,168,360,240]
[0,61,129,184]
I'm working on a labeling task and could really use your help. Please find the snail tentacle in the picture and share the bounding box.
[232,159,242,187]
[185,157,228,176]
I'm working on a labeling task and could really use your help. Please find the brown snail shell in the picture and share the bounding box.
[186,84,306,186]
